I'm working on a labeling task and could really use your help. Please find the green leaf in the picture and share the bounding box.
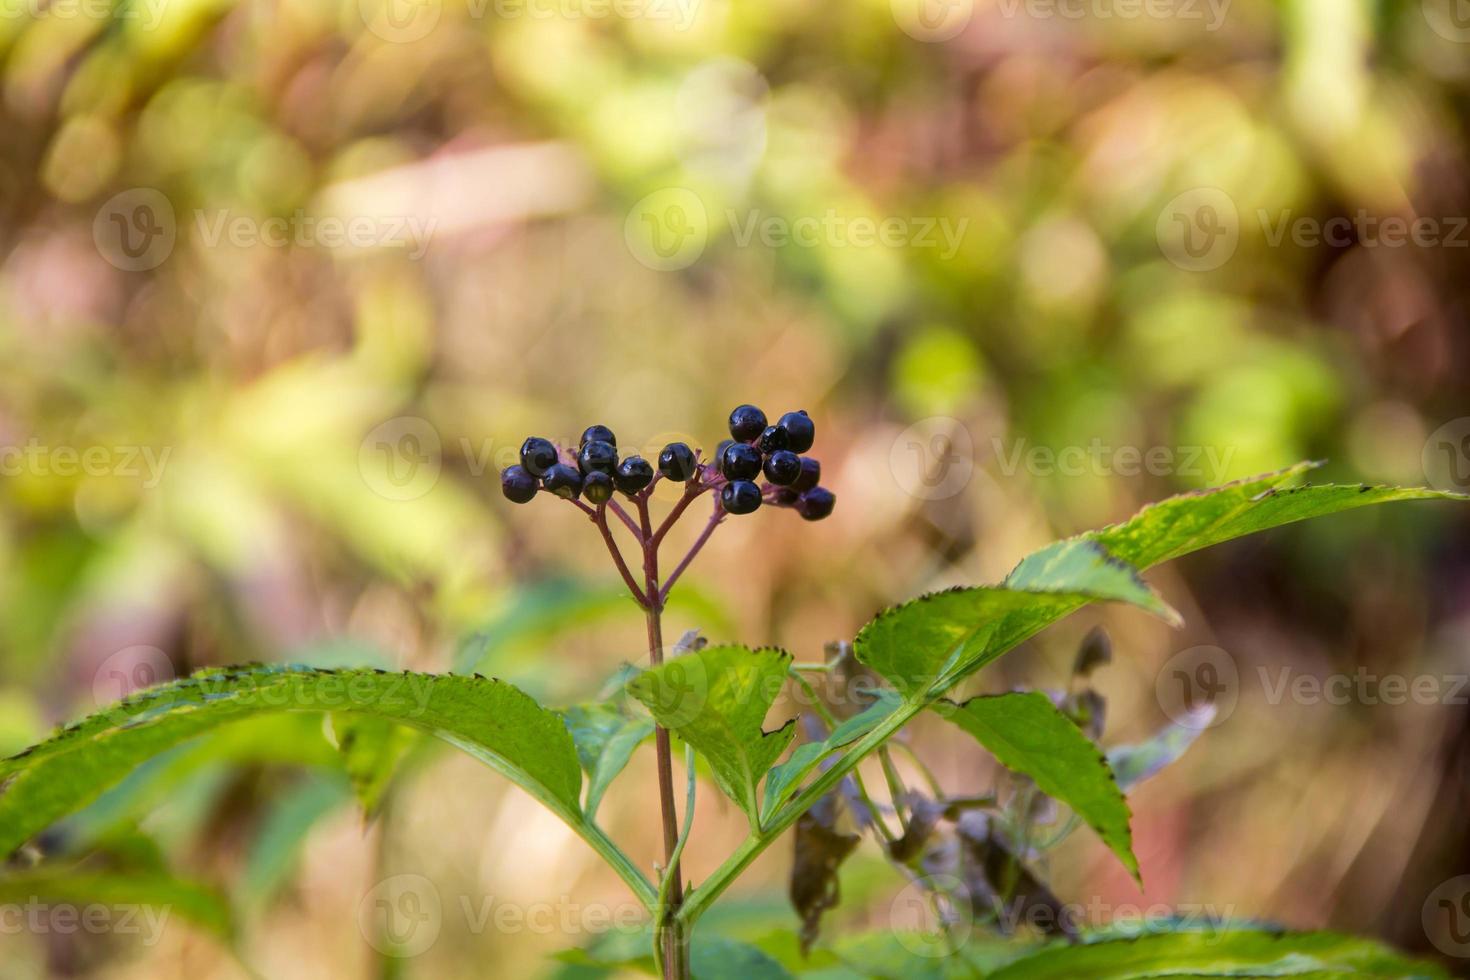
[331,714,418,818]
[933,691,1137,882]
[1005,539,1181,628]
[627,646,796,832]
[989,928,1448,979]
[0,666,583,859]
[761,691,902,822]
[562,703,655,819]
[0,868,235,939]
[1091,462,1461,570]
[858,466,1465,699]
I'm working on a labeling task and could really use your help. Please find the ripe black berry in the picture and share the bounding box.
[500,465,538,503]
[721,481,762,515]
[542,463,583,500]
[728,405,767,442]
[763,449,801,486]
[757,425,789,454]
[581,425,616,448]
[583,470,614,504]
[714,439,734,463]
[520,437,558,478]
[578,440,618,476]
[791,456,820,493]
[720,442,762,481]
[614,456,654,495]
[772,486,799,506]
[777,411,815,453]
[658,442,697,482]
[796,486,835,521]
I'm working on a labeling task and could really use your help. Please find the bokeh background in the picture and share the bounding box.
[3,0,1470,975]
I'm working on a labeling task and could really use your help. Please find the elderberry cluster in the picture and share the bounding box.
[498,406,835,521]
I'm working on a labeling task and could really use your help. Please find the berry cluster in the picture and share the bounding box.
[499,406,835,522]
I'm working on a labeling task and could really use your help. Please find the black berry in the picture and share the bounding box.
[796,487,835,521]
[719,442,762,481]
[542,463,583,500]
[777,411,815,453]
[791,456,821,492]
[757,425,789,454]
[763,449,801,486]
[721,481,762,515]
[520,437,558,478]
[583,470,614,504]
[578,440,618,476]
[728,404,767,442]
[714,439,734,463]
[500,465,538,503]
[658,442,697,482]
[581,425,616,448]
[772,486,800,506]
[614,456,654,495]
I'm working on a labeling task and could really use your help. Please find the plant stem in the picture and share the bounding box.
[659,501,723,604]
[638,495,689,980]
[594,507,649,606]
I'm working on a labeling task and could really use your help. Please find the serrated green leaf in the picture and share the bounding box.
[627,646,796,832]
[990,928,1448,979]
[761,691,902,822]
[1006,540,1181,627]
[562,703,655,819]
[933,692,1137,881]
[0,666,583,859]
[857,466,1465,699]
[0,868,235,939]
